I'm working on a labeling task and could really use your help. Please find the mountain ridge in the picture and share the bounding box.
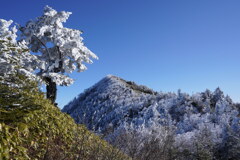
[63,75,239,134]
[62,74,157,114]
[62,75,160,132]
[62,75,240,159]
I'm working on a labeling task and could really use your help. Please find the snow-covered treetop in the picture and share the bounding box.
[0,19,17,43]
[20,6,98,86]
[0,19,38,85]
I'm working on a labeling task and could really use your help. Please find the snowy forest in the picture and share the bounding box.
[1,4,240,160]
[63,75,240,160]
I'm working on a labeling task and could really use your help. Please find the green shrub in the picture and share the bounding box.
[0,77,130,160]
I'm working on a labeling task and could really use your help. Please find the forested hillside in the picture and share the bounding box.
[63,75,240,159]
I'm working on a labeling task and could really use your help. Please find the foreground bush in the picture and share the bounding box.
[0,77,129,160]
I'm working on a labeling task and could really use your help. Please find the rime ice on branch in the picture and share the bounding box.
[20,6,98,104]
[0,19,38,86]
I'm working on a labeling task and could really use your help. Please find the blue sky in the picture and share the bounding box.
[1,0,240,108]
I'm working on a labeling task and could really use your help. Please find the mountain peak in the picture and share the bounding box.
[106,74,118,79]
[62,75,238,148]
[102,75,156,95]
[103,74,124,84]
[62,75,157,126]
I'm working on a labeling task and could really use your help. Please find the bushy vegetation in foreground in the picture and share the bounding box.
[0,77,129,160]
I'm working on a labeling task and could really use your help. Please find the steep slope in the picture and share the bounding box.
[62,75,160,133]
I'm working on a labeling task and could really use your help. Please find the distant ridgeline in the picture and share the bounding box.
[63,75,240,159]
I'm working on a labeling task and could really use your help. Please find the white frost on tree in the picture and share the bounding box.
[0,19,38,85]
[20,5,98,86]
[19,6,98,103]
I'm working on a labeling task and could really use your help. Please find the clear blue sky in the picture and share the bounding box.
[1,0,240,108]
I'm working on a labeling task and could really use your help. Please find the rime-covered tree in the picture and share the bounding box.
[20,6,98,104]
[0,19,37,85]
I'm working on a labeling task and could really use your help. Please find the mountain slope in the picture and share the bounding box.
[62,75,160,133]
[63,75,239,135]
[63,75,240,159]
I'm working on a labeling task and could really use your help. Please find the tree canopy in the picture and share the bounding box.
[0,19,38,85]
[20,5,98,86]
[0,6,98,104]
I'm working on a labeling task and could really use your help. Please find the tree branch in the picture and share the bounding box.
[32,35,51,59]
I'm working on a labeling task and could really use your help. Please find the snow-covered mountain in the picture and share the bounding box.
[63,75,240,160]
[63,75,159,132]
[62,75,240,155]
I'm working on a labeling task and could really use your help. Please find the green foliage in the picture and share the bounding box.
[0,77,130,160]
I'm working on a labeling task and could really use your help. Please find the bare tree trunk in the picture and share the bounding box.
[45,77,57,105]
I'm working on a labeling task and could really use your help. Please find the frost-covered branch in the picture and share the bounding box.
[20,5,98,86]
[0,19,38,86]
